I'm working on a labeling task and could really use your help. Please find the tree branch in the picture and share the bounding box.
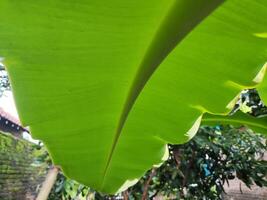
[36,166,60,200]
[142,168,157,200]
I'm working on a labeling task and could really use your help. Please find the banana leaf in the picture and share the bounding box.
[0,0,267,193]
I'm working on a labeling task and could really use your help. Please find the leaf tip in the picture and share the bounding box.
[226,92,241,110]
[253,62,267,84]
[185,115,202,140]
[115,178,139,194]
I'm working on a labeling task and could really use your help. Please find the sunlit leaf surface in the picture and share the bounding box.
[0,0,267,193]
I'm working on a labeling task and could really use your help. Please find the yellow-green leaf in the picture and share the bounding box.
[1,0,267,194]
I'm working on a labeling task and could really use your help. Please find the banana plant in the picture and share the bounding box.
[0,0,267,194]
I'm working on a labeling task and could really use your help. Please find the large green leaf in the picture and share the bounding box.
[0,0,267,194]
[203,111,267,134]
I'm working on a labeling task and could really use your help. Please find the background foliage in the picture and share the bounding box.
[0,67,10,97]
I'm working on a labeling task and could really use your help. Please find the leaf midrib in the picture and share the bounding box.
[100,0,225,189]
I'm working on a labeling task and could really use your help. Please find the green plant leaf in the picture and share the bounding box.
[1,0,267,194]
[202,111,267,134]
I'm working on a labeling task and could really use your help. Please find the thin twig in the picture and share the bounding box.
[142,168,157,200]
[122,190,129,200]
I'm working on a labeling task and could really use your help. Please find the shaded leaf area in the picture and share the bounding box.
[0,132,48,200]
[48,126,267,200]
